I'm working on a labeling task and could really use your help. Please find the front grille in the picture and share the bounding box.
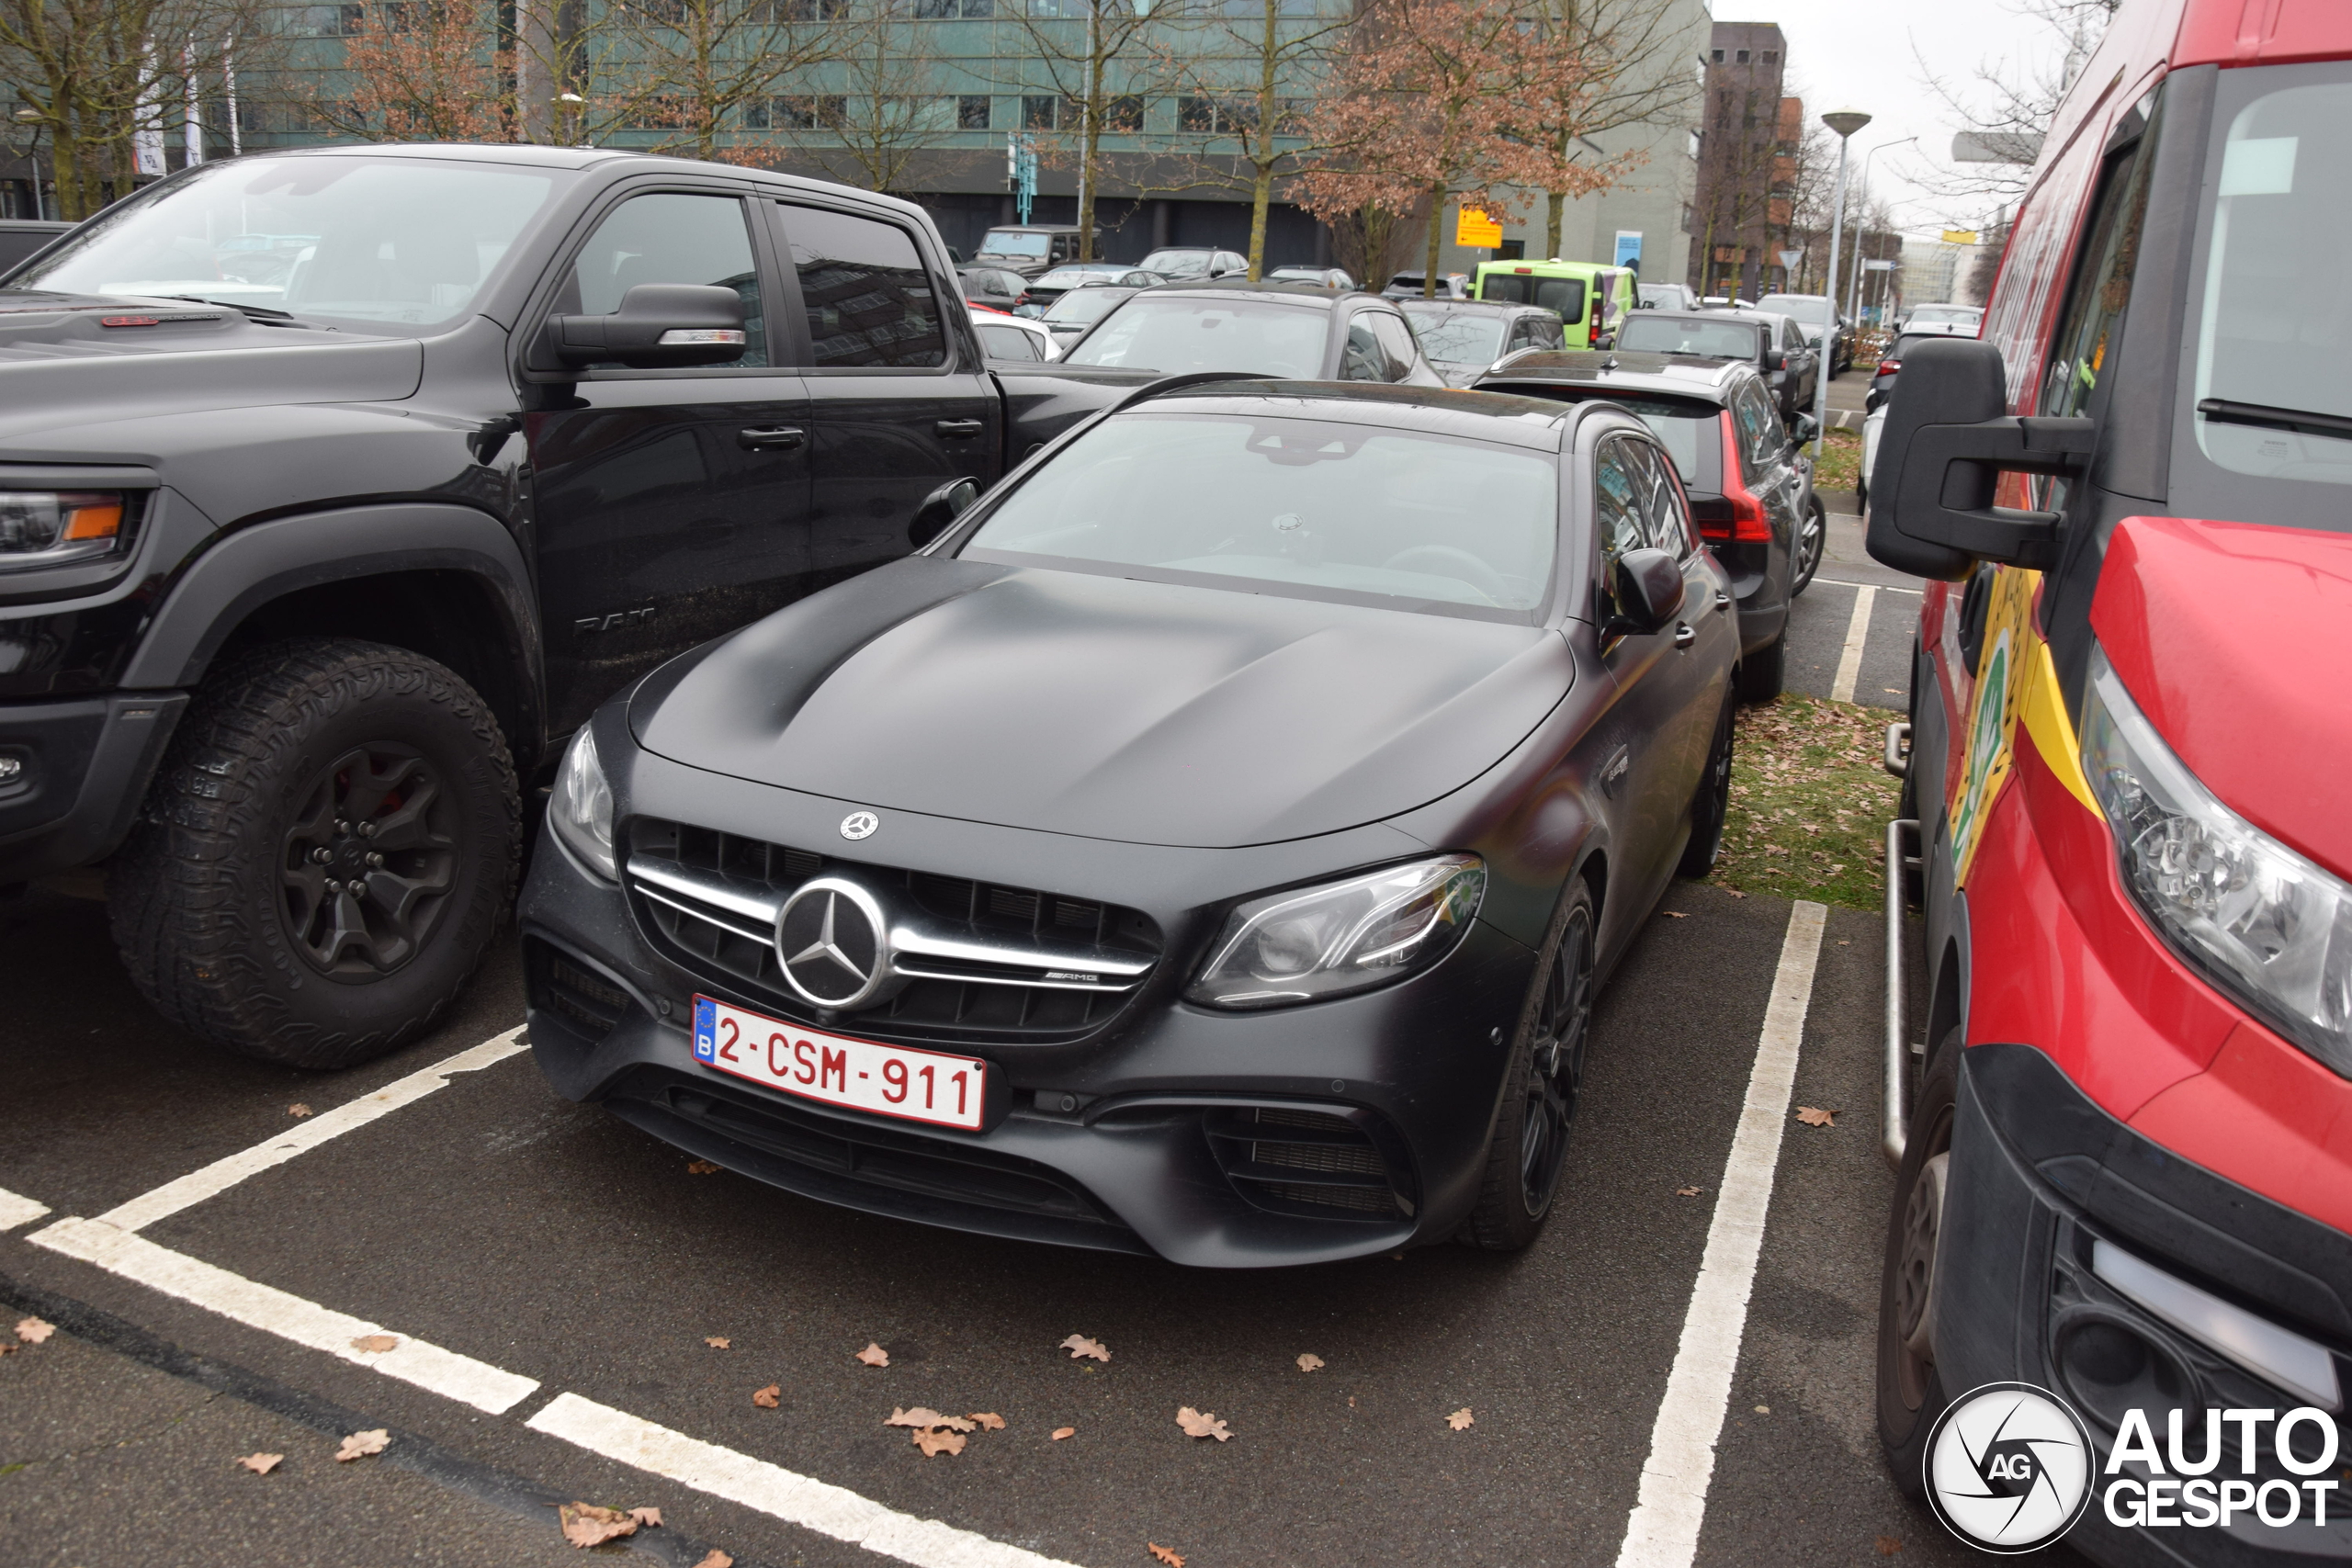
[1204,1105,1417,1222]
[526,938,637,1047]
[626,818,1161,1044]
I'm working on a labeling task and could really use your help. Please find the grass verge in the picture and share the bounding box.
[1812,426,1862,491]
[1706,693,1902,910]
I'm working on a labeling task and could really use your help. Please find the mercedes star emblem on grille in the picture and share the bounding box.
[839,810,879,840]
[773,876,898,1010]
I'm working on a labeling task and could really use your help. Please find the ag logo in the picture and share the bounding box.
[1925,1382,2094,1553]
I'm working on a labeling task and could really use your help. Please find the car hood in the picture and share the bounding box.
[632,556,1573,849]
[2091,516,2352,881]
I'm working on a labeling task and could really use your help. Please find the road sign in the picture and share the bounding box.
[1777,249,1803,270]
[1455,207,1503,249]
[1862,259,1895,271]
[1940,229,1980,245]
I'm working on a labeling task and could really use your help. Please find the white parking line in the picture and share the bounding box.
[1612,900,1828,1568]
[528,1394,1084,1568]
[0,1188,51,1231]
[1813,578,1921,597]
[1830,585,1878,705]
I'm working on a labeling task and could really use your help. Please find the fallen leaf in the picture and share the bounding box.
[287,1103,314,1118]
[1148,1545,1185,1567]
[1051,1426,1077,1440]
[1660,910,1689,919]
[1726,889,1747,898]
[558,1501,639,1547]
[1795,1106,1838,1127]
[1060,1334,1110,1362]
[686,1159,721,1175]
[1446,1408,1474,1431]
[1347,1396,1356,1408]
[237,1452,284,1474]
[967,1412,1006,1430]
[1754,1404,1771,1415]
[912,1427,967,1457]
[705,1336,730,1349]
[1175,1406,1232,1442]
[0,1344,17,1357]
[1875,1537,1903,1557]
[349,1334,400,1354]
[693,1553,734,1568]
[15,1316,53,1345]
[752,1384,781,1409]
[1295,1353,1324,1372]
[1676,1186,1702,1197]
[856,1342,890,1368]
[628,1506,662,1528]
[334,1428,390,1462]
[886,1407,977,1434]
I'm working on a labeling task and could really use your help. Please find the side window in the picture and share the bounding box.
[975,321,1040,360]
[1340,316,1386,380]
[1593,436,1649,588]
[2037,102,2157,423]
[1540,315,1566,349]
[1367,311,1419,380]
[1734,381,1781,468]
[1624,438,1694,558]
[779,204,945,369]
[568,193,765,368]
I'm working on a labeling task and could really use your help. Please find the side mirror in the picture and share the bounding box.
[909,477,979,547]
[1605,547,1685,637]
[1866,337,2095,581]
[1791,412,1819,444]
[544,283,748,370]
[1767,350,1788,372]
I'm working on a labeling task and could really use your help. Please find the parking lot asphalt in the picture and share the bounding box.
[0,843,2012,1567]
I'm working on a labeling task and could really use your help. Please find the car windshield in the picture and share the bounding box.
[1035,265,1123,288]
[1399,309,1505,366]
[1061,296,1327,377]
[962,412,1557,614]
[1043,288,1128,324]
[1616,316,1760,360]
[1140,249,1215,276]
[979,230,1053,258]
[12,154,560,328]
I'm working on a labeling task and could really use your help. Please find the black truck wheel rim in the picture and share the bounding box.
[1520,905,1595,1217]
[278,743,460,979]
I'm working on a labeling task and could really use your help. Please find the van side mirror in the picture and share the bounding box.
[545,283,748,370]
[909,477,979,547]
[1866,337,2095,581]
[1604,547,1685,637]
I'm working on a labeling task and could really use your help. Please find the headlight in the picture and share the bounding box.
[1186,855,1485,1010]
[2081,647,2352,1077]
[0,491,128,571]
[550,728,616,881]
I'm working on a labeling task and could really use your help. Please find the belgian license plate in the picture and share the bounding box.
[690,995,989,1132]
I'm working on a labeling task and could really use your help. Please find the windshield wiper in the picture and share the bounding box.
[2196,397,2352,442]
[157,294,307,323]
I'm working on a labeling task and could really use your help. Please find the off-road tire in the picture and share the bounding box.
[1464,880,1598,1251]
[1875,1025,1962,1496]
[1677,696,1736,879]
[1735,633,1787,704]
[109,638,519,1070]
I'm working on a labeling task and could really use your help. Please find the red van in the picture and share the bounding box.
[1866,0,2350,1558]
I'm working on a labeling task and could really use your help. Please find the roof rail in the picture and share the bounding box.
[1108,370,1280,415]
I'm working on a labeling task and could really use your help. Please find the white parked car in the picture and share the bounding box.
[1860,398,1885,512]
[968,306,1057,362]
[1896,302,1983,338]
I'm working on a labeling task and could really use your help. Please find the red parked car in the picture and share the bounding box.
[1866,0,2350,1560]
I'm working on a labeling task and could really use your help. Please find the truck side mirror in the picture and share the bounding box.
[544,283,748,370]
[1603,547,1685,637]
[1866,337,2095,581]
[909,477,979,547]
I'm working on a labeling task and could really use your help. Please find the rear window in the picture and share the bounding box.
[1480,273,1585,321]
[979,230,1051,258]
[1504,388,1723,494]
[1061,296,1327,378]
[1615,316,1759,360]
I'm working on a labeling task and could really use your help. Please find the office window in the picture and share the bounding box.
[1761,49,1779,63]
[1736,49,1749,62]
[1022,95,1058,130]
[957,95,991,130]
[1711,48,1724,62]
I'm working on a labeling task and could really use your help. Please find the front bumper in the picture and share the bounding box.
[1936,1044,2351,1565]
[0,692,187,884]
[518,800,1535,1269]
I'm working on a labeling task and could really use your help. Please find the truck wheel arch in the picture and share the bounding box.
[119,503,545,768]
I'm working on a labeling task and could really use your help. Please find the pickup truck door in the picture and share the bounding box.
[769,199,1001,590]
[528,186,814,734]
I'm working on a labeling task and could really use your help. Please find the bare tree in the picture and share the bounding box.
[761,1,957,192]
[308,0,513,141]
[1000,0,1169,260]
[1517,0,1698,262]
[600,0,855,161]
[1907,0,2120,213]
[1689,73,1779,298]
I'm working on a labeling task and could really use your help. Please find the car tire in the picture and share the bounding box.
[1463,879,1598,1251]
[1677,695,1735,879]
[1791,494,1827,597]
[1875,1026,1961,1498]
[109,637,519,1070]
[1735,633,1786,703]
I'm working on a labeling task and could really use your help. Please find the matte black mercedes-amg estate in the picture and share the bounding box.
[520,379,1740,1267]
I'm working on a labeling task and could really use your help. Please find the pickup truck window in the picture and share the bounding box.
[781,204,947,369]
[12,154,557,329]
[571,193,766,367]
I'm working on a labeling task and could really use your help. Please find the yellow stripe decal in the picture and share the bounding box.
[2019,637,2099,815]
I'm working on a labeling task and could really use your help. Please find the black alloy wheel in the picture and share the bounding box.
[1791,493,1827,597]
[1875,1026,1962,1496]
[278,743,458,976]
[1677,695,1736,879]
[1465,881,1597,1249]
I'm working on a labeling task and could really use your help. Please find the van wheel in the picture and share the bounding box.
[1464,880,1596,1250]
[1876,1027,1961,1496]
[109,638,519,1070]
[1735,634,1786,703]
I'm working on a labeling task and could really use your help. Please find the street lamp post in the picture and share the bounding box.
[1810,108,1871,456]
[1848,135,1917,325]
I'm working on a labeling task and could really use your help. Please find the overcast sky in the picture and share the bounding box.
[1724,0,2086,237]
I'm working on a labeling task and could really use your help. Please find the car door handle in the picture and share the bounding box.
[739,426,804,450]
[1674,623,1697,649]
[1713,590,1732,613]
[935,419,985,439]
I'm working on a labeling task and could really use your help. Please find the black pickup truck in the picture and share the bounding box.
[0,142,1131,1068]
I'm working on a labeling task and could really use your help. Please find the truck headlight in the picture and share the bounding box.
[0,491,127,571]
[2081,646,2352,1077]
[1187,855,1485,1010]
[550,728,616,881]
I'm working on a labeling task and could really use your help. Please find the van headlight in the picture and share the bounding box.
[2081,647,2352,1077]
[550,728,616,881]
[1187,855,1485,1010]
